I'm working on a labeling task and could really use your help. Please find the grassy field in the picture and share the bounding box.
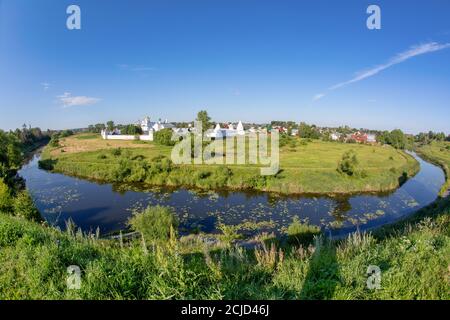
[40,133,419,194]
[1,195,449,299]
[416,141,450,196]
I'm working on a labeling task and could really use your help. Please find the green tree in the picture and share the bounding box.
[196,110,211,133]
[107,121,115,131]
[298,122,321,139]
[94,123,106,133]
[388,129,407,149]
[121,124,142,135]
[0,130,22,183]
[154,128,176,146]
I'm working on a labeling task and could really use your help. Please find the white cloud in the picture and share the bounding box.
[313,93,325,101]
[41,82,51,91]
[57,92,101,108]
[118,64,155,72]
[313,41,450,101]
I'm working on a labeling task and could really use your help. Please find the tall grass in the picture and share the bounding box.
[1,196,449,300]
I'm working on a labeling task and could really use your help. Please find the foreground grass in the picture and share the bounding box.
[416,141,450,196]
[1,196,449,300]
[40,133,419,194]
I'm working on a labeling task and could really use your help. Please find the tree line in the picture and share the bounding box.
[87,121,143,135]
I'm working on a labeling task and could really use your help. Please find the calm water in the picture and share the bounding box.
[19,153,445,237]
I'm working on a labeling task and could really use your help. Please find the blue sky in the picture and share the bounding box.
[0,0,449,134]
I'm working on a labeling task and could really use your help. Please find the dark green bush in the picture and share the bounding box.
[154,128,176,146]
[337,150,358,176]
[113,159,133,182]
[128,206,178,244]
[12,191,42,221]
[38,159,56,170]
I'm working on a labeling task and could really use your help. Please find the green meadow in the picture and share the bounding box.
[40,133,419,194]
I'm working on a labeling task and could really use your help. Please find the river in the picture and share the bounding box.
[18,152,445,238]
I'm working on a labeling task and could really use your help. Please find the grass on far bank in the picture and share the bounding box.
[416,141,450,196]
[39,133,419,194]
[1,193,449,300]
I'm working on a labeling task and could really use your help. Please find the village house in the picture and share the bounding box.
[349,131,377,144]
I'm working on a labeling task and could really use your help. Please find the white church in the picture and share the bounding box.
[140,116,175,133]
[101,116,176,141]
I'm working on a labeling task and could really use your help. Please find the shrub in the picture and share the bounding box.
[147,156,172,177]
[212,166,232,185]
[113,158,133,182]
[128,206,178,244]
[49,137,60,147]
[0,179,12,213]
[154,128,176,146]
[12,191,41,221]
[245,175,268,189]
[359,169,368,178]
[38,159,56,170]
[111,148,122,156]
[0,221,24,247]
[286,216,321,246]
[337,150,358,176]
[129,160,148,182]
[217,223,241,246]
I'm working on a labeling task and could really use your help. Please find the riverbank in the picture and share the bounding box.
[39,134,420,195]
[1,193,448,299]
[416,141,450,196]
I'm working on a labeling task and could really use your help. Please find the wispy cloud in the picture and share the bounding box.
[313,93,325,101]
[41,82,51,91]
[117,64,155,72]
[313,41,450,101]
[57,92,101,108]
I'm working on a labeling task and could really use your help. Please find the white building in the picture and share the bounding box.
[140,116,154,133]
[330,132,341,141]
[367,134,377,143]
[206,121,246,139]
[152,119,175,132]
[101,116,176,142]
